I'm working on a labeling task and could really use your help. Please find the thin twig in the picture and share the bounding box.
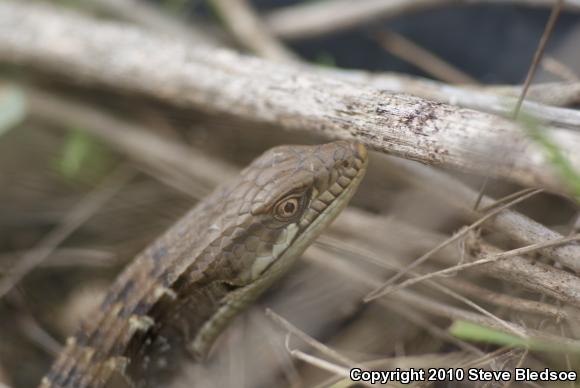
[315,241,529,337]
[557,320,575,388]
[265,309,359,368]
[209,0,298,62]
[376,234,580,298]
[386,303,485,356]
[285,343,351,378]
[457,347,513,370]
[17,314,62,356]
[484,81,580,106]
[441,280,569,320]
[423,281,528,338]
[27,88,237,190]
[477,188,538,213]
[514,0,564,117]
[542,57,580,82]
[375,30,478,84]
[331,210,580,307]
[252,312,303,387]
[264,0,580,40]
[0,167,133,299]
[476,0,562,209]
[0,248,116,270]
[363,189,543,302]
[502,349,529,388]
[87,0,218,45]
[472,178,490,211]
[387,156,580,272]
[474,240,580,307]
[307,250,580,350]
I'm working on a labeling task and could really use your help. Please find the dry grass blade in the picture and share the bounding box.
[385,303,485,356]
[363,188,543,302]
[475,0,562,214]
[210,0,298,62]
[377,234,580,298]
[502,348,529,388]
[265,309,359,368]
[308,250,580,352]
[16,314,62,357]
[88,0,217,45]
[514,0,564,117]
[375,30,478,84]
[0,248,116,270]
[0,167,133,299]
[284,348,350,380]
[456,346,513,369]
[315,240,530,337]
[329,210,580,307]
[542,56,580,82]
[264,0,580,40]
[441,280,569,320]
[27,89,236,192]
[388,157,580,272]
[477,188,539,213]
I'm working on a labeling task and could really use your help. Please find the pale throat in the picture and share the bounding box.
[250,222,299,280]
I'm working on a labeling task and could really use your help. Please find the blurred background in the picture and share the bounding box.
[0,1,579,387]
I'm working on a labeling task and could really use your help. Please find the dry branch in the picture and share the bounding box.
[473,240,580,306]
[26,89,580,311]
[326,70,580,130]
[265,0,580,40]
[1,2,580,193]
[440,278,571,320]
[72,0,580,109]
[87,0,218,45]
[484,81,580,106]
[388,157,580,273]
[211,0,580,114]
[308,249,580,350]
[333,210,580,308]
[86,0,580,110]
[370,234,580,300]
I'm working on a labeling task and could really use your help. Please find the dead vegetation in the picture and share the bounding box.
[0,0,579,387]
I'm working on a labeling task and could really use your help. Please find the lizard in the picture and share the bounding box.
[40,140,368,388]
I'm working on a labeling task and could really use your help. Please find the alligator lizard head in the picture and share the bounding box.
[214,140,368,284]
[189,140,368,358]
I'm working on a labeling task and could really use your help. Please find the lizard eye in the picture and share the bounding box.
[274,196,303,221]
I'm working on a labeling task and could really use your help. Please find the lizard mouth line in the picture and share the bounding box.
[261,156,368,281]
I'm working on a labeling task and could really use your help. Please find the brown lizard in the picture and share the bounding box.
[40,140,368,387]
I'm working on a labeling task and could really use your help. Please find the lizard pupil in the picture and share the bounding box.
[284,202,295,214]
[275,197,300,220]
